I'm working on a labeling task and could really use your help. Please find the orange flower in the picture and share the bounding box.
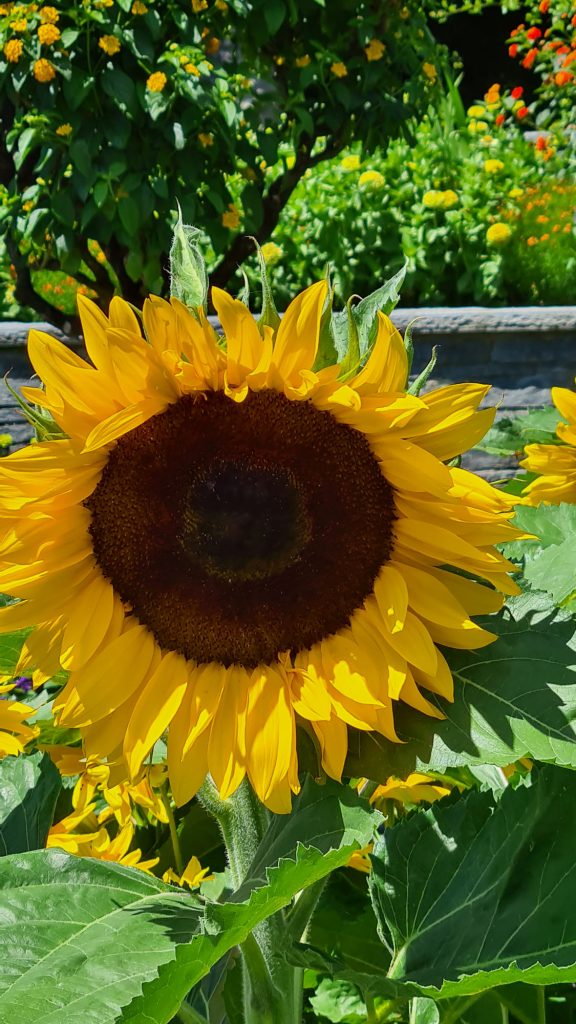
[555,70,574,85]
[146,71,167,92]
[539,0,550,10]
[527,26,542,40]
[522,47,538,68]
[516,105,529,119]
[527,236,538,246]
[509,43,518,57]
[33,57,56,81]
[330,61,347,77]
[364,38,386,61]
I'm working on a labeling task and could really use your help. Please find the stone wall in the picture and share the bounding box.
[2,307,575,480]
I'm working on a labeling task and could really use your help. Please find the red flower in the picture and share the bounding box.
[511,85,523,99]
[572,13,576,26]
[555,70,574,85]
[539,0,550,11]
[522,47,538,68]
[535,135,547,150]
[508,43,519,57]
[516,105,529,119]
[526,27,542,40]
[495,113,505,126]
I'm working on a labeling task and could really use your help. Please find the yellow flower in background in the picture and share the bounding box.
[295,54,310,67]
[222,202,240,228]
[39,5,59,22]
[4,38,23,62]
[423,189,458,210]
[468,119,489,134]
[198,131,214,147]
[359,170,385,189]
[486,222,512,245]
[467,104,486,118]
[509,186,524,199]
[330,61,347,78]
[260,241,283,265]
[365,38,385,61]
[484,158,505,174]
[441,189,458,208]
[33,57,56,81]
[522,387,576,504]
[163,855,213,888]
[10,17,27,30]
[341,154,361,171]
[131,0,147,12]
[99,35,121,56]
[147,70,167,92]
[48,815,160,872]
[185,61,200,76]
[0,699,39,757]
[38,22,60,44]
[192,0,208,9]
[56,122,72,136]
[0,279,522,813]
[422,61,437,82]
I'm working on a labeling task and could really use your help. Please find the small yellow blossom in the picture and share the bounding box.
[468,119,489,134]
[484,158,505,173]
[399,5,410,17]
[359,169,385,189]
[56,122,72,136]
[39,5,59,22]
[486,222,512,245]
[99,34,121,56]
[365,38,386,61]
[260,241,283,265]
[192,0,208,9]
[198,131,213,147]
[163,855,213,889]
[131,0,147,12]
[330,61,347,78]
[467,104,486,118]
[295,54,310,67]
[222,203,240,229]
[273,54,285,65]
[10,17,27,30]
[146,70,167,92]
[3,38,23,62]
[215,0,228,8]
[22,200,35,211]
[509,186,524,199]
[38,22,60,44]
[33,57,56,81]
[481,134,494,144]
[423,189,458,210]
[340,154,361,171]
[422,61,437,81]
[441,189,458,208]
[185,61,200,75]
[205,35,220,54]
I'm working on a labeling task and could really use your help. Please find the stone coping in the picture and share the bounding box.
[2,306,576,348]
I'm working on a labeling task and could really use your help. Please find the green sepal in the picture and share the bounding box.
[169,202,208,312]
[3,375,66,441]
[338,297,362,380]
[237,267,250,307]
[315,273,339,370]
[253,239,281,335]
[408,345,438,397]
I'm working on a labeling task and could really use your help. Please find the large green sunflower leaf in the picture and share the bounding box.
[474,406,561,457]
[346,592,576,780]
[118,781,379,1024]
[369,764,576,997]
[500,504,576,606]
[0,851,201,1024]
[0,751,61,855]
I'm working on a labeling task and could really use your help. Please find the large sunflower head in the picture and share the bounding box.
[521,386,576,505]
[0,271,522,811]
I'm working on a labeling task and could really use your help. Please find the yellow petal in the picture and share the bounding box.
[552,386,576,425]
[269,280,328,386]
[208,665,250,800]
[312,714,348,781]
[82,397,171,452]
[246,665,294,805]
[373,565,408,633]
[350,312,408,394]
[212,287,263,384]
[124,651,189,777]
[63,624,156,726]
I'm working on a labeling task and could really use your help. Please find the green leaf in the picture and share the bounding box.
[345,592,576,780]
[0,625,29,675]
[328,263,407,364]
[51,191,76,226]
[0,752,61,855]
[370,765,576,996]
[0,852,201,1024]
[263,0,286,33]
[500,504,576,606]
[118,780,378,1024]
[310,978,367,1023]
[410,997,440,1024]
[118,195,141,235]
[69,139,93,179]
[475,407,561,457]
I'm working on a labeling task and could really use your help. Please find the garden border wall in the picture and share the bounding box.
[2,306,575,480]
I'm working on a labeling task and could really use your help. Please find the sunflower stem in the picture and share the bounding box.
[161,784,184,877]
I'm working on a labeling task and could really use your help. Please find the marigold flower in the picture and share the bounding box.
[422,61,437,81]
[146,71,167,92]
[484,158,505,173]
[511,85,523,99]
[131,0,147,12]
[486,222,512,245]
[330,61,347,77]
[198,131,213,146]
[526,26,542,40]
[359,170,385,189]
[222,202,240,228]
[340,154,361,171]
[99,34,121,56]
[39,5,59,22]
[365,38,385,61]
[555,70,574,85]
[295,54,310,67]
[38,22,60,44]
[33,56,56,81]
[3,38,23,62]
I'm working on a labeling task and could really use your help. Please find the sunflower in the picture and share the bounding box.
[0,283,521,811]
[521,386,576,504]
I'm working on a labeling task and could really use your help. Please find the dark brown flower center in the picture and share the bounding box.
[86,390,396,667]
